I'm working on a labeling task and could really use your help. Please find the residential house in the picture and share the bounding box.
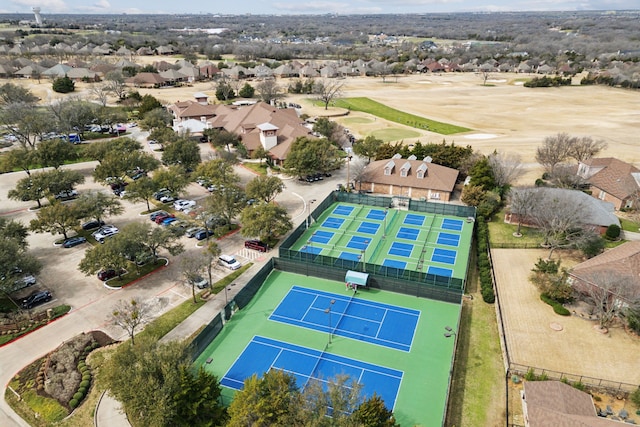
[126,72,168,88]
[577,157,640,210]
[505,187,620,234]
[358,155,459,201]
[568,241,640,306]
[522,381,622,426]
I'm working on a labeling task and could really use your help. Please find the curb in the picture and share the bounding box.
[102,259,169,290]
[0,311,70,348]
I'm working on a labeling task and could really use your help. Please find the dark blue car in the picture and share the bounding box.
[194,230,213,240]
[63,236,87,248]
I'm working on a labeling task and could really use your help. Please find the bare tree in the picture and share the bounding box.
[569,136,607,162]
[255,79,282,104]
[105,71,128,101]
[110,298,151,345]
[507,187,542,236]
[487,151,524,187]
[535,133,574,174]
[313,79,344,110]
[90,83,110,107]
[577,270,640,328]
[528,189,595,258]
[481,70,492,86]
[181,253,208,303]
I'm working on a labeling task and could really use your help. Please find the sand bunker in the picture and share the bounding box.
[464,134,499,140]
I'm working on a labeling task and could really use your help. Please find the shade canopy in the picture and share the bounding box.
[345,270,369,287]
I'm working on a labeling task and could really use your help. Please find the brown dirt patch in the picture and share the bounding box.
[492,248,640,386]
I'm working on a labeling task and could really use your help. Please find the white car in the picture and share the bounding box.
[55,189,78,200]
[173,199,196,211]
[92,225,119,243]
[218,254,241,270]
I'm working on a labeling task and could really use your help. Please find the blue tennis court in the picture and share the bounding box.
[437,232,460,247]
[366,209,387,220]
[357,221,380,234]
[428,266,453,277]
[333,205,355,216]
[396,227,420,241]
[382,259,407,270]
[346,236,371,250]
[270,286,419,352]
[310,230,334,244]
[431,248,457,264]
[388,242,414,258]
[322,217,345,229]
[338,252,361,261]
[442,218,463,231]
[221,336,403,410]
[403,214,426,226]
[301,245,323,255]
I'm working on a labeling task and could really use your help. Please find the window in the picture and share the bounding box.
[417,170,424,179]
[430,193,440,200]
[384,167,392,176]
[598,190,606,200]
[400,168,408,177]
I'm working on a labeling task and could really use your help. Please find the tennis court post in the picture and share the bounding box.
[324,299,335,344]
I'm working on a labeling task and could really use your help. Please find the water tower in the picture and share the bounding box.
[32,7,43,26]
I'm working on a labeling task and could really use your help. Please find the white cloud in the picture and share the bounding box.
[10,0,68,13]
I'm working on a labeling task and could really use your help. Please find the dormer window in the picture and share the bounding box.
[384,160,395,176]
[400,161,411,177]
[417,163,428,179]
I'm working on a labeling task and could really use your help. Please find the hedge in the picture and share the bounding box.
[475,216,495,303]
[540,293,570,316]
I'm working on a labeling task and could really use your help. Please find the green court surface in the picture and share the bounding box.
[194,270,460,427]
[292,202,473,280]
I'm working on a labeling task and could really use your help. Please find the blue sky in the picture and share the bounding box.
[4,0,639,15]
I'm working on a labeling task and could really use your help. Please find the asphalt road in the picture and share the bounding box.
[0,134,346,426]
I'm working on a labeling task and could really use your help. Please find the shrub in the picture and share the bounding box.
[631,387,640,407]
[69,398,78,409]
[593,394,602,402]
[52,75,75,93]
[82,374,91,382]
[80,380,90,388]
[78,387,86,395]
[540,293,571,316]
[573,381,585,391]
[605,224,621,240]
[524,368,536,381]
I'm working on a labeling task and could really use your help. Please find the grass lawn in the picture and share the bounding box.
[618,216,640,232]
[487,212,544,248]
[446,252,506,427]
[328,97,471,135]
[341,116,375,124]
[102,258,169,289]
[242,162,268,175]
[369,127,422,142]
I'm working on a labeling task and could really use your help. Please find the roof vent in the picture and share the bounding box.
[392,153,402,159]
[424,156,433,163]
[408,154,417,161]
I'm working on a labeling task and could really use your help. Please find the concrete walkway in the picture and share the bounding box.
[94,392,130,427]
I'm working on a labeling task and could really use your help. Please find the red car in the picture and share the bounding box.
[244,240,269,252]
[97,269,125,281]
[154,213,175,224]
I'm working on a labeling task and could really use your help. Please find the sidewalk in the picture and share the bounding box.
[94,392,130,427]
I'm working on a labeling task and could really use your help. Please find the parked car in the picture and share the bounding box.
[55,189,78,200]
[154,213,175,224]
[14,275,36,290]
[82,220,105,230]
[190,276,209,289]
[173,199,196,211]
[244,240,269,252]
[92,225,119,243]
[62,236,87,248]
[159,194,175,203]
[218,254,241,270]
[153,189,171,201]
[21,290,52,309]
[149,210,170,221]
[97,269,125,281]
[186,227,204,238]
[161,217,178,226]
[194,229,214,240]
